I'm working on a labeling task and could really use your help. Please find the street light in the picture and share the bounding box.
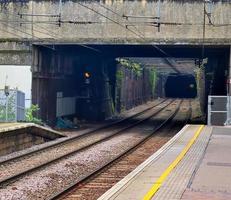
[4,86,10,122]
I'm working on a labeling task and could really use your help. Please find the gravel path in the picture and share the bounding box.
[63,101,191,200]
[0,99,162,164]
[0,100,170,185]
[0,100,179,200]
[61,100,162,137]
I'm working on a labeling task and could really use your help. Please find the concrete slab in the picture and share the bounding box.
[98,125,204,200]
[98,125,231,200]
[0,122,65,138]
[183,126,231,199]
[153,126,212,200]
[0,122,65,156]
[0,122,21,130]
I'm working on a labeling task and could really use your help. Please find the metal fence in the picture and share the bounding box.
[207,95,231,126]
[0,89,25,122]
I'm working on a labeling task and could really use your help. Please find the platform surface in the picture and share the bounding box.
[98,125,231,200]
[0,122,65,138]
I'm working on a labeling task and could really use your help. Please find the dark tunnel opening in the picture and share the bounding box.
[31,44,230,126]
[165,74,197,98]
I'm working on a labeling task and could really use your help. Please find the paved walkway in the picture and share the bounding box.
[98,125,231,200]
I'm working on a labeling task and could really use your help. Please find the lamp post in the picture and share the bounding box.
[4,86,9,122]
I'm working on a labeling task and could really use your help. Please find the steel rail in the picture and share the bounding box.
[48,99,185,200]
[0,99,172,187]
[0,99,166,166]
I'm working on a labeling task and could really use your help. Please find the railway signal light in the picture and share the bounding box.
[84,72,90,78]
[84,72,91,84]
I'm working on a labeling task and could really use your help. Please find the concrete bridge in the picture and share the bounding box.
[0,0,230,65]
[0,0,230,124]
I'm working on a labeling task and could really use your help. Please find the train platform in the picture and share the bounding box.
[98,124,231,200]
[0,122,65,137]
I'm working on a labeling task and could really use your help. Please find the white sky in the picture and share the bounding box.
[0,65,32,107]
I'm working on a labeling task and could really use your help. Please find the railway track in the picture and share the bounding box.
[53,100,192,200]
[0,99,186,200]
[0,99,166,165]
[49,99,188,199]
[0,99,172,188]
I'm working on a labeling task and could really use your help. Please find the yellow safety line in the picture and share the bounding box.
[143,125,205,200]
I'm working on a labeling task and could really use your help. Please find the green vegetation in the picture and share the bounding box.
[0,95,16,121]
[0,104,5,120]
[194,66,204,116]
[116,70,123,87]
[194,58,207,85]
[194,67,203,93]
[116,58,142,76]
[25,104,42,124]
[149,67,158,96]
[115,69,124,112]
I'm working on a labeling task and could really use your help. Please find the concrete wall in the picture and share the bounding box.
[0,0,230,44]
[0,125,63,156]
[0,41,31,65]
[0,132,46,156]
[1,0,230,65]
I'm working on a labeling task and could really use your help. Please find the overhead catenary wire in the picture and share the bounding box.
[97,2,122,18]
[0,20,57,24]
[86,2,181,73]
[54,19,231,27]
[19,3,61,39]
[98,2,160,32]
[0,21,50,40]
[1,9,61,39]
[1,18,230,27]
[18,13,60,18]
[122,15,159,19]
[96,3,180,56]
[2,1,228,61]
[0,20,57,49]
[76,2,170,57]
[2,4,229,31]
[0,9,60,50]
[0,17,59,41]
[0,28,22,38]
[1,9,101,53]
[97,3,146,37]
[0,22,56,50]
[0,20,100,53]
[72,1,231,28]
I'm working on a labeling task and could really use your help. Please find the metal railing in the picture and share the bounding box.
[208,95,231,126]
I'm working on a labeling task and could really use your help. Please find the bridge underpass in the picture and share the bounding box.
[31,44,230,125]
[1,1,231,198]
